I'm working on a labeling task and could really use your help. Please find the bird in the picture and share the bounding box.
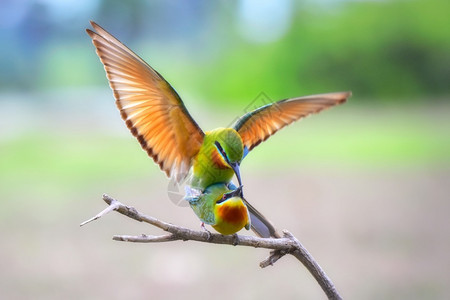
[86,21,350,189]
[185,183,250,235]
[86,21,351,236]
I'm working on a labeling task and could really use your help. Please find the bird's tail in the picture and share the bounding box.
[243,199,281,238]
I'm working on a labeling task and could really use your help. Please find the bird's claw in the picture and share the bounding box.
[201,223,212,241]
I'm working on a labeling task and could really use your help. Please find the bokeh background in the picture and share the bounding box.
[1,0,449,299]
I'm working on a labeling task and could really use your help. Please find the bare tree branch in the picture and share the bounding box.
[113,234,178,243]
[82,194,342,300]
[80,198,121,226]
[260,249,288,267]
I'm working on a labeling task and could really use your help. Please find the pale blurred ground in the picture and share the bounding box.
[1,89,449,299]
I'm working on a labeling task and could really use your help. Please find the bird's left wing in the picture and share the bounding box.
[87,21,204,181]
[233,92,351,152]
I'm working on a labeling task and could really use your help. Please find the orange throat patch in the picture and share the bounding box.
[211,148,231,170]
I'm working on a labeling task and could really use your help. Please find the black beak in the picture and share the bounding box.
[215,141,244,196]
[223,185,243,200]
[229,162,243,194]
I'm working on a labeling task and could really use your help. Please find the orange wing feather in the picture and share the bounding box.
[87,21,204,181]
[234,92,351,151]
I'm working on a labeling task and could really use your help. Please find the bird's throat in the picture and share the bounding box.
[211,148,231,170]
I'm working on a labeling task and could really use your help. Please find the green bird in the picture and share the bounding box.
[87,21,350,236]
[186,184,250,235]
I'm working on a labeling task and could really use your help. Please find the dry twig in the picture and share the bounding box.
[81,194,342,300]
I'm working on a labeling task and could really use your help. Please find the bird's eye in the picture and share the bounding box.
[217,195,227,204]
[217,191,232,204]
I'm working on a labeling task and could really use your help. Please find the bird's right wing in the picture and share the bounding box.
[87,21,204,181]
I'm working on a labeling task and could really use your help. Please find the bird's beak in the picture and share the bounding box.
[230,162,243,196]
[214,140,244,195]
[223,184,243,200]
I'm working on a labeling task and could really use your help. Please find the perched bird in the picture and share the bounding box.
[86,21,351,235]
[186,184,250,235]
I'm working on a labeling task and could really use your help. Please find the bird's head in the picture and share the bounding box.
[212,128,245,187]
[214,128,244,164]
[217,185,243,204]
[214,140,243,189]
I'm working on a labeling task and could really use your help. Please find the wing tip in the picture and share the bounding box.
[85,28,95,38]
[89,20,102,32]
[320,90,351,100]
[86,21,113,43]
[341,90,352,101]
[312,90,352,105]
[332,91,352,104]
[86,20,98,36]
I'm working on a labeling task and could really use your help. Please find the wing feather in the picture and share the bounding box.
[87,21,204,181]
[234,92,351,151]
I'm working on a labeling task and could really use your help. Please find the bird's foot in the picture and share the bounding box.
[201,223,212,241]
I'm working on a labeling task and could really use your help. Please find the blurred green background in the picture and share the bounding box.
[1,0,449,299]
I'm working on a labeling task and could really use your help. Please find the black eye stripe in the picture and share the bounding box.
[214,141,230,164]
[216,197,226,204]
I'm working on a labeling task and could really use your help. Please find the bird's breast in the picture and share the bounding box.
[217,201,248,225]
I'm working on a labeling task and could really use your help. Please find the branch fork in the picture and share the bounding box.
[81,194,342,300]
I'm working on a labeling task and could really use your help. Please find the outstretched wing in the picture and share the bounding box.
[87,21,204,181]
[233,92,351,152]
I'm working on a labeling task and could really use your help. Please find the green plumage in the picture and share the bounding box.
[190,128,244,190]
[186,183,251,234]
[186,183,228,225]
